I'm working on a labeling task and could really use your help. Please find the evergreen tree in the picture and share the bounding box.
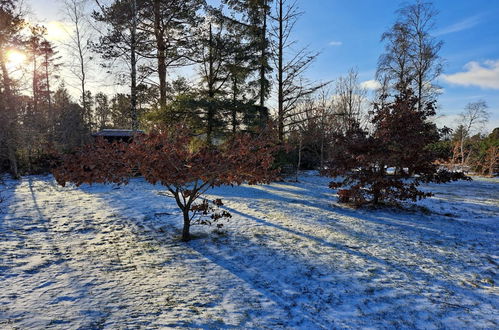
[92,0,145,129]
[110,93,132,128]
[94,92,111,130]
[223,0,273,123]
[142,0,204,111]
[53,84,89,149]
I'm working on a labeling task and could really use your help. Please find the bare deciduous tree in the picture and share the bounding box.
[289,87,337,172]
[377,0,443,110]
[402,0,443,110]
[270,0,326,141]
[377,21,412,91]
[92,0,141,130]
[63,0,93,128]
[333,69,368,133]
[457,100,489,165]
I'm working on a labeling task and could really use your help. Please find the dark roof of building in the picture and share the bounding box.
[92,129,144,137]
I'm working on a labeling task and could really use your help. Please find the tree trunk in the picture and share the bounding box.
[206,23,214,145]
[44,52,52,122]
[488,147,497,177]
[417,72,423,112]
[207,103,214,145]
[153,0,167,111]
[295,133,302,182]
[460,136,465,166]
[277,0,284,142]
[8,144,19,179]
[231,77,238,135]
[181,209,191,242]
[75,9,87,129]
[372,166,384,204]
[319,134,324,170]
[32,55,38,113]
[130,0,138,130]
[258,0,268,124]
[465,150,473,168]
[231,104,237,135]
[372,191,379,205]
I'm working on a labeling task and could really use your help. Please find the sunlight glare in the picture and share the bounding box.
[46,21,71,41]
[6,49,26,68]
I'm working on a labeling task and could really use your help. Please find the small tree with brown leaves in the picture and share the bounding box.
[53,126,278,241]
[323,87,469,206]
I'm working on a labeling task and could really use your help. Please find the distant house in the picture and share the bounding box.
[92,129,144,143]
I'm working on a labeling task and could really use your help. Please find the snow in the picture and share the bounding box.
[0,172,497,329]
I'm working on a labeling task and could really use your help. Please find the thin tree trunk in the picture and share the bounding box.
[130,0,138,130]
[258,0,268,124]
[319,113,325,170]
[231,77,238,135]
[32,55,37,113]
[44,52,52,120]
[417,72,423,112]
[7,144,19,179]
[465,150,473,167]
[73,3,87,128]
[277,0,284,142]
[153,0,167,111]
[320,134,324,170]
[296,133,302,182]
[206,23,214,145]
[460,136,466,166]
[29,52,38,173]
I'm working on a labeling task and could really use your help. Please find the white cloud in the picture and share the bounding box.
[328,41,342,46]
[435,15,482,36]
[442,60,499,90]
[360,80,381,90]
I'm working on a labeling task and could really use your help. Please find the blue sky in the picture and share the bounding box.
[293,0,499,132]
[29,0,499,132]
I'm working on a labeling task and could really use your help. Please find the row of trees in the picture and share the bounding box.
[0,1,91,175]
[89,0,328,142]
[271,0,494,181]
[2,0,497,213]
[434,100,497,176]
[1,0,331,175]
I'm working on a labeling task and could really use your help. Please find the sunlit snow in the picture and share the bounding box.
[0,173,497,328]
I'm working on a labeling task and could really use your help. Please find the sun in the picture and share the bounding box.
[6,49,26,68]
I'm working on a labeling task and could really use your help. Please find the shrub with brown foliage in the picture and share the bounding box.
[323,88,469,206]
[53,126,279,241]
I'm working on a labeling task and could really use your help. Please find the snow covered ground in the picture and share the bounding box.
[0,172,497,329]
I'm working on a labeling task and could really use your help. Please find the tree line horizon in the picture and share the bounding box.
[0,0,497,181]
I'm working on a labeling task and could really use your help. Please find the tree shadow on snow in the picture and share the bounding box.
[187,204,497,327]
[67,176,498,327]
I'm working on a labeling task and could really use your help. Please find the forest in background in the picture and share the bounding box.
[0,0,497,179]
